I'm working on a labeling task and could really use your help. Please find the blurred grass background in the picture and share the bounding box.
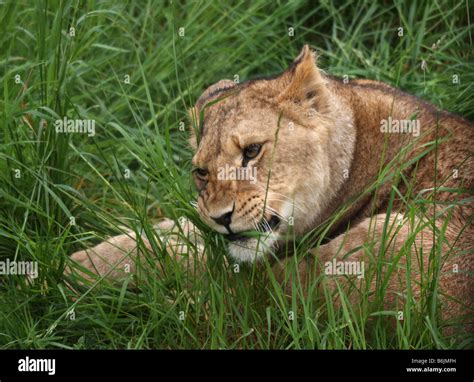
[0,0,472,349]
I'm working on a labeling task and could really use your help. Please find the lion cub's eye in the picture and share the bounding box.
[243,144,262,166]
[193,168,208,179]
[193,168,208,191]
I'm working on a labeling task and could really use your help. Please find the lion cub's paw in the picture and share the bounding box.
[65,217,205,284]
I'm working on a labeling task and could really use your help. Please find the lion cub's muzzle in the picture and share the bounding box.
[224,214,281,242]
[197,191,284,240]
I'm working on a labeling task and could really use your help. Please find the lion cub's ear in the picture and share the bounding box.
[278,45,329,112]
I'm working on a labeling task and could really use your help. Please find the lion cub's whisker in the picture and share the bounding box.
[257,206,287,223]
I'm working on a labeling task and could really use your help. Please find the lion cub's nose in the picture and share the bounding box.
[211,210,233,227]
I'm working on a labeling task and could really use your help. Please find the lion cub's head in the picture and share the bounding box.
[190,46,344,263]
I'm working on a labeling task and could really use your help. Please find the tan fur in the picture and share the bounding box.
[68,46,473,331]
[66,219,206,286]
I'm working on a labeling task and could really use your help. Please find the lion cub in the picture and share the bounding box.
[69,46,473,330]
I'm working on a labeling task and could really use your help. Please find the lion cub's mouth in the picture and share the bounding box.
[225,215,281,242]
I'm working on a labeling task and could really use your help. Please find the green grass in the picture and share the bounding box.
[0,0,473,349]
